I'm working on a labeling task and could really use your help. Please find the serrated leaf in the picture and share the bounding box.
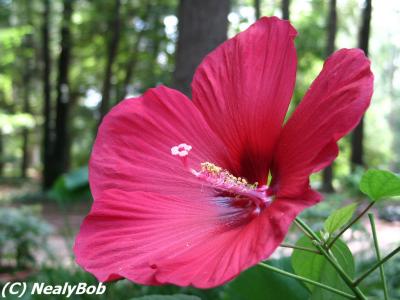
[130,295,201,300]
[360,169,400,201]
[324,203,357,234]
[291,236,355,300]
[226,257,309,300]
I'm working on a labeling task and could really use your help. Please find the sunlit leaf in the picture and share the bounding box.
[291,236,355,300]
[323,203,357,234]
[0,113,35,134]
[360,169,400,201]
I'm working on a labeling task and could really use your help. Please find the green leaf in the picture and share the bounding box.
[130,295,200,300]
[226,257,309,300]
[323,203,357,234]
[360,169,400,201]
[48,167,90,203]
[291,236,355,300]
[64,166,88,189]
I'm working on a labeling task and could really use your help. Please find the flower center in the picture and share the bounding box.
[171,144,272,217]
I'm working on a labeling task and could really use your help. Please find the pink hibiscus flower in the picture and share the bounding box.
[74,17,373,288]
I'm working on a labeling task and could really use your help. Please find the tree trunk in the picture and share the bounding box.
[388,49,400,172]
[325,0,337,57]
[51,0,74,184]
[254,0,261,19]
[21,73,31,178]
[147,12,164,88]
[322,0,337,193]
[21,6,35,179]
[41,0,53,189]
[99,0,122,122]
[173,0,230,97]
[118,4,151,101]
[120,31,143,100]
[281,0,290,20]
[0,133,3,177]
[351,0,372,169]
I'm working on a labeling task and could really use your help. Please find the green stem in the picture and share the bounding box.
[294,218,321,242]
[280,243,321,255]
[354,245,400,286]
[368,213,389,300]
[258,262,355,299]
[328,202,374,248]
[295,217,368,300]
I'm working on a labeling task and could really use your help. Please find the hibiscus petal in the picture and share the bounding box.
[272,49,374,197]
[191,17,297,184]
[74,189,317,288]
[89,85,231,201]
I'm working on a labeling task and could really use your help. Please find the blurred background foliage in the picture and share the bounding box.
[0,0,399,299]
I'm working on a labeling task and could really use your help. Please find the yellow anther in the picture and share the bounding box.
[198,161,259,191]
[201,162,222,174]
